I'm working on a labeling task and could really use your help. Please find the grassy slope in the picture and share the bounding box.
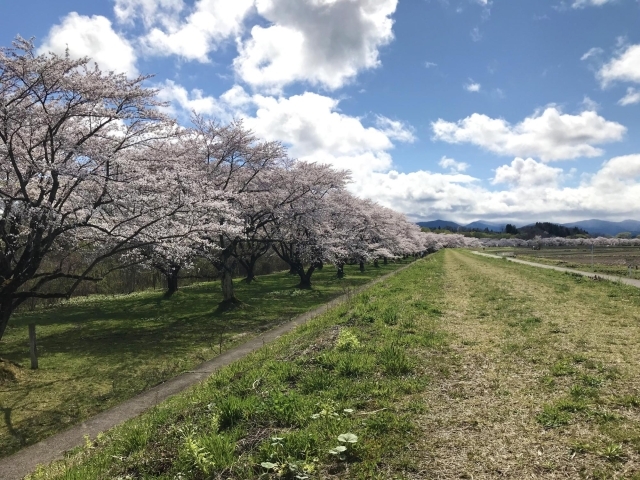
[0,261,408,458]
[28,255,446,479]
[23,250,640,479]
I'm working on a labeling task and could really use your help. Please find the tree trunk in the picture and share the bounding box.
[317,260,323,271]
[0,298,13,344]
[383,257,388,265]
[336,263,345,279]
[219,256,240,309]
[359,261,365,273]
[297,265,316,289]
[374,259,379,268]
[242,257,258,284]
[164,266,181,297]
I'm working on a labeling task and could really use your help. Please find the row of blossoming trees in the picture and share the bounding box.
[480,236,640,248]
[0,39,478,342]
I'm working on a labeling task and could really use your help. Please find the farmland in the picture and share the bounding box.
[486,246,640,280]
[25,250,640,479]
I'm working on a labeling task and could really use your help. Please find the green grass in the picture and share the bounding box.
[0,261,410,458]
[17,249,640,479]
[26,255,445,479]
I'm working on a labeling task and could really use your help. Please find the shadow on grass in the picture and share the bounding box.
[0,261,409,457]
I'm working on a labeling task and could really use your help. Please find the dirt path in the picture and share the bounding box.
[473,250,640,289]
[0,263,414,480]
[411,250,640,479]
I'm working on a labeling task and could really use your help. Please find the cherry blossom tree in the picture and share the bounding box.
[188,116,289,307]
[0,38,188,341]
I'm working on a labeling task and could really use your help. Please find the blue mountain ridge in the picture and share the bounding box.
[417,219,640,236]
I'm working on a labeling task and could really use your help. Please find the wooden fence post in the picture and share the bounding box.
[28,323,38,370]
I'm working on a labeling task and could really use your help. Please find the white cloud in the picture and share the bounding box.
[114,0,184,27]
[619,87,640,106]
[234,0,398,91]
[356,154,640,224]
[580,47,603,61]
[39,13,138,76]
[140,0,254,62]
[572,0,616,8]
[581,96,599,111]
[431,107,626,162]
[375,116,416,143]
[424,61,438,68]
[492,157,563,187]
[598,44,640,87]
[465,81,481,92]
[156,80,229,118]
[439,156,469,173]
[470,26,482,42]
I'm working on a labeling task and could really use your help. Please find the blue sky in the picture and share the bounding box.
[2,0,640,223]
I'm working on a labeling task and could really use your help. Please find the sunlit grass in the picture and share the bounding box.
[0,261,409,458]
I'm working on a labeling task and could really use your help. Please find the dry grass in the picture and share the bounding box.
[411,250,640,479]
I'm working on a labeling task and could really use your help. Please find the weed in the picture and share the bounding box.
[382,307,399,326]
[536,405,571,428]
[550,360,575,377]
[335,328,361,351]
[378,344,412,376]
[600,443,624,462]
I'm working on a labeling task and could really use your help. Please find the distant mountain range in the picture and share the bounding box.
[417,220,505,232]
[417,219,640,236]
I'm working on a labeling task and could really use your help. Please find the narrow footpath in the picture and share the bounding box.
[0,262,414,480]
[472,250,640,289]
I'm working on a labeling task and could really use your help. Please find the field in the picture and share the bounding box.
[26,250,640,479]
[487,246,640,280]
[0,261,409,459]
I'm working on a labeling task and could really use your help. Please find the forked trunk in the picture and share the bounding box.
[164,266,181,297]
[297,264,316,289]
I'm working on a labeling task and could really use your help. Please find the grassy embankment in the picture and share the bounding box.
[26,250,640,479]
[0,260,410,458]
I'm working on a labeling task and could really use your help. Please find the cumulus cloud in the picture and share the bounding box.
[492,157,563,187]
[619,87,640,106]
[140,0,254,62]
[598,44,640,87]
[465,81,481,92]
[39,13,138,76]
[357,154,640,224]
[431,107,626,162]
[234,0,398,91]
[439,156,469,173]
[375,116,416,143]
[156,80,229,118]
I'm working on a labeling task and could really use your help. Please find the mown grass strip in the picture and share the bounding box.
[26,255,446,479]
